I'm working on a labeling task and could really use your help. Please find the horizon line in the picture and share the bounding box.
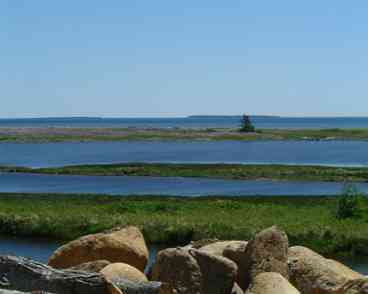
[1,115,368,120]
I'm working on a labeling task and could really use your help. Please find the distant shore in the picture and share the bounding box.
[0,193,366,257]
[2,163,368,182]
[1,127,368,142]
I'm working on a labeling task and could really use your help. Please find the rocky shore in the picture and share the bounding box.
[0,225,366,293]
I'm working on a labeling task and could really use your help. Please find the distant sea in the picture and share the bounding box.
[1,116,368,129]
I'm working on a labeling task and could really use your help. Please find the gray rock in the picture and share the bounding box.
[0,255,173,294]
[0,255,121,294]
[112,278,174,294]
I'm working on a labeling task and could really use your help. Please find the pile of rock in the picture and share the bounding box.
[0,225,367,294]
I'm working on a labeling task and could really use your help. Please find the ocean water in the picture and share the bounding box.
[1,116,368,129]
[0,140,367,168]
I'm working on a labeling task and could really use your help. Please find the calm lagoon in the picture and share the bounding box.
[0,173,367,196]
[1,140,368,168]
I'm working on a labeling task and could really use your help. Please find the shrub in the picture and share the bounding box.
[336,183,363,219]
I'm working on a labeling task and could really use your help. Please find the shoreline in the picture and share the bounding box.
[2,163,368,182]
[0,193,367,257]
[1,127,368,142]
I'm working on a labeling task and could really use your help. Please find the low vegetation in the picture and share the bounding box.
[3,163,368,182]
[1,127,368,142]
[0,193,368,257]
[336,184,364,219]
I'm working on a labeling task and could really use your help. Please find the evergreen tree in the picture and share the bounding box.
[239,114,255,132]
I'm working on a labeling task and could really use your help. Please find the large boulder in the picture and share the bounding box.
[200,241,248,290]
[101,262,148,283]
[288,246,363,294]
[48,226,149,272]
[245,272,300,294]
[69,260,111,273]
[150,247,238,294]
[223,241,248,290]
[243,226,289,290]
[150,247,202,294]
[190,249,237,294]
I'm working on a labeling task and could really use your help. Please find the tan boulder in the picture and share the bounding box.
[101,262,148,283]
[245,272,300,294]
[190,249,238,294]
[288,246,363,294]
[223,241,248,290]
[150,247,238,294]
[150,247,202,294]
[68,260,111,273]
[243,226,289,290]
[48,226,149,271]
[200,240,248,290]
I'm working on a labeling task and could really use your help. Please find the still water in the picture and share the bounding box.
[1,141,368,168]
[0,173,367,196]
[2,116,368,129]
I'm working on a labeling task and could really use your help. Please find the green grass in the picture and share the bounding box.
[3,163,368,182]
[1,193,368,257]
[2,127,368,142]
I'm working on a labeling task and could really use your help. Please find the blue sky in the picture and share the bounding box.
[1,1,368,117]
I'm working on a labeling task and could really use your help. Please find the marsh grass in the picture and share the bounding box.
[1,127,368,142]
[0,193,368,257]
[4,163,368,182]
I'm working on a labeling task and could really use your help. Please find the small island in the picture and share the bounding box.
[0,127,368,142]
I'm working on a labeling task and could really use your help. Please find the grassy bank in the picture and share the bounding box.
[2,163,368,182]
[0,193,367,257]
[1,127,368,142]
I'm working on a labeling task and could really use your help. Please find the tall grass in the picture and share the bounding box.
[0,193,368,257]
